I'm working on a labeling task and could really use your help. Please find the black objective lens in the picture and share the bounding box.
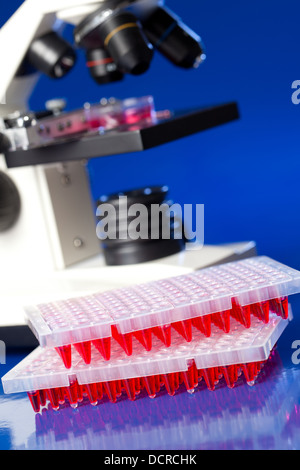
[27,32,76,79]
[99,11,154,75]
[74,9,154,76]
[96,186,185,266]
[86,48,124,84]
[142,7,205,69]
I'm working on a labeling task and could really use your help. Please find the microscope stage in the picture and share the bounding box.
[4,102,239,168]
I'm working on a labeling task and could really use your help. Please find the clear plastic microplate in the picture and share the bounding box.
[2,309,292,412]
[24,257,300,367]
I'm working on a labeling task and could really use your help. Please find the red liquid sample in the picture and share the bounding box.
[269,297,289,319]
[143,376,157,398]
[27,391,40,413]
[111,325,133,356]
[211,310,231,333]
[172,319,193,342]
[152,324,172,347]
[27,356,271,412]
[74,341,91,365]
[133,328,152,351]
[92,337,111,361]
[251,301,270,324]
[192,314,211,337]
[231,298,251,328]
[55,345,72,369]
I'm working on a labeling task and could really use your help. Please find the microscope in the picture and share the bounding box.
[0,0,249,345]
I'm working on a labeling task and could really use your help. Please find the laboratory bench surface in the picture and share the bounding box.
[1,298,300,450]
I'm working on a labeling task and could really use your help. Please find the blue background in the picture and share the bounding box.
[1,0,300,451]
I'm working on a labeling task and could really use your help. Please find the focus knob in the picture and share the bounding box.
[0,171,21,232]
[0,132,10,153]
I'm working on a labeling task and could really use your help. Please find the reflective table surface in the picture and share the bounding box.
[1,298,300,450]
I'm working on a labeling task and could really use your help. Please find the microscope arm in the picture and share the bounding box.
[0,1,50,106]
